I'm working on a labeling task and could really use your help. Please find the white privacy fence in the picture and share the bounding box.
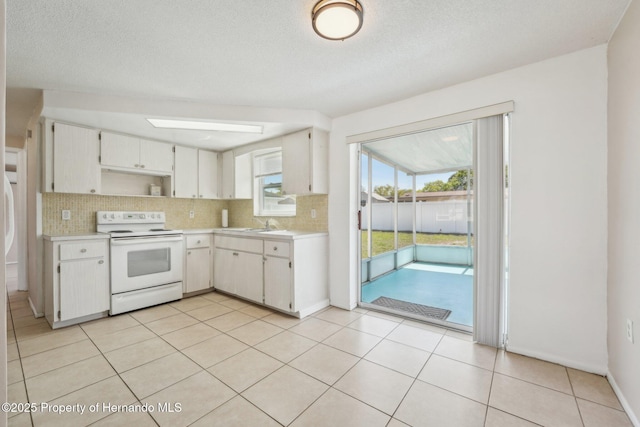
[361,200,472,234]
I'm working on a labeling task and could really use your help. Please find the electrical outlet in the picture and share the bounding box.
[627,319,634,343]
[311,209,317,219]
[189,210,195,219]
[61,210,71,221]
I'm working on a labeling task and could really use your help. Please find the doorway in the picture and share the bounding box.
[358,114,509,344]
[5,149,27,292]
[359,122,475,331]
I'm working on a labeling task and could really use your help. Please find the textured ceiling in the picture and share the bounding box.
[6,0,631,146]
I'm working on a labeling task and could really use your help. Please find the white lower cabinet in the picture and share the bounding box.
[213,232,328,317]
[235,252,264,304]
[44,237,110,328]
[213,248,238,295]
[213,235,263,304]
[184,234,212,294]
[264,254,292,312]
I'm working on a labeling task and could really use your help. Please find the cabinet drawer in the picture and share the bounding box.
[59,241,106,261]
[215,235,262,254]
[264,240,290,258]
[186,234,211,249]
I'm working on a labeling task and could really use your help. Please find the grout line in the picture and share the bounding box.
[8,290,631,427]
[7,290,35,427]
[567,367,588,427]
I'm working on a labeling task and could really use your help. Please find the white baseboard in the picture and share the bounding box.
[506,344,607,375]
[608,371,640,427]
[27,296,44,318]
[297,299,331,318]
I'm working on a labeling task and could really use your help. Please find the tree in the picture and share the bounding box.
[373,184,394,197]
[422,180,447,192]
[421,169,473,192]
[446,169,473,191]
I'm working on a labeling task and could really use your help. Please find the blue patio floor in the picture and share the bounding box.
[361,262,473,327]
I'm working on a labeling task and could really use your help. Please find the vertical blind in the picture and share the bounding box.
[253,150,282,177]
[473,115,505,347]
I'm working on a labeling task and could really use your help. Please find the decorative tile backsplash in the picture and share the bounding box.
[228,194,328,232]
[42,193,328,235]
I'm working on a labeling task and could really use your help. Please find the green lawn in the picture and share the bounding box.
[362,231,472,257]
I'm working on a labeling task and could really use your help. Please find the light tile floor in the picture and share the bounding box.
[5,288,633,427]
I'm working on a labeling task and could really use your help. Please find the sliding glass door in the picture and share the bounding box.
[358,122,475,331]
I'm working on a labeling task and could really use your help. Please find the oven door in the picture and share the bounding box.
[110,235,183,294]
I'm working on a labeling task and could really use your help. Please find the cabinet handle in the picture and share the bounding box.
[141,164,145,168]
[192,195,196,198]
[98,260,104,264]
[90,189,96,193]
[135,164,140,168]
[273,246,278,251]
[197,240,201,244]
[188,251,191,255]
[232,252,239,256]
[80,248,87,253]
[199,195,203,198]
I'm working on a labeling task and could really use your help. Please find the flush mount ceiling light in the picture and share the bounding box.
[146,118,263,134]
[312,0,364,41]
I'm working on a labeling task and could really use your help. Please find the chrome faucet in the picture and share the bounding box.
[253,217,273,230]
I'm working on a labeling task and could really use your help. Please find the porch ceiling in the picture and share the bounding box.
[363,122,473,175]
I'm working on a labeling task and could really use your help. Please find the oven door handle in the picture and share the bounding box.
[110,236,183,246]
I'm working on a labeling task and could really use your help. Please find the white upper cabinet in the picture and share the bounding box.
[221,150,234,199]
[174,147,219,199]
[282,128,328,195]
[52,122,101,195]
[100,132,139,169]
[140,139,174,173]
[221,150,252,199]
[235,153,253,199]
[197,150,218,199]
[174,146,199,198]
[101,131,173,174]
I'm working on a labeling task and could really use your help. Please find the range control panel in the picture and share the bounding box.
[96,211,166,225]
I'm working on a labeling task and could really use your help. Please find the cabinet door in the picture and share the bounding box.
[264,256,292,312]
[221,150,235,199]
[198,150,219,199]
[59,258,109,321]
[185,248,211,293]
[140,139,174,173]
[236,252,263,303]
[234,153,253,199]
[53,123,101,194]
[213,248,236,294]
[282,130,310,195]
[174,146,199,198]
[100,132,140,169]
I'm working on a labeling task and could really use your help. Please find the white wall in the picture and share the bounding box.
[607,0,640,423]
[26,96,43,315]
[329,45,608,373]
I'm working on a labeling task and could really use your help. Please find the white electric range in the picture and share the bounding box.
[97,211,184,315]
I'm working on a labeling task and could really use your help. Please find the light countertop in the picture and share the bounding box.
[45,229,327,241]
[190,228,328,240]
[44,233,110,241]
